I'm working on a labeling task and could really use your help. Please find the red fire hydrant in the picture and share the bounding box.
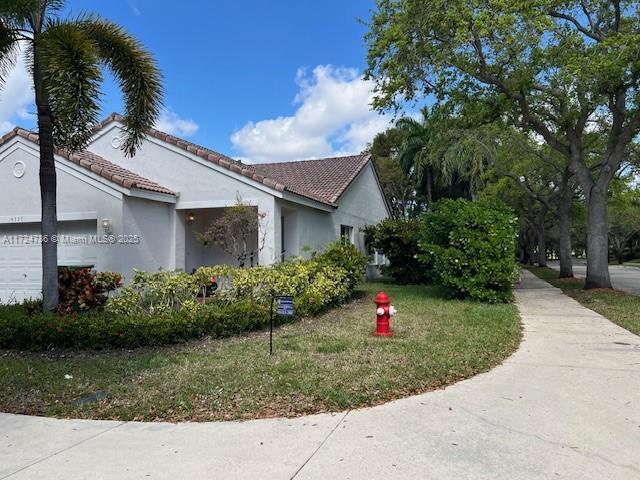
[374,291,397,337]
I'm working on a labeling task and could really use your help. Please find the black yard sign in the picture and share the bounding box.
[270,295,294,355]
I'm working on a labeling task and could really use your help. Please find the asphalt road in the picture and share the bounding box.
[549,262,640,295]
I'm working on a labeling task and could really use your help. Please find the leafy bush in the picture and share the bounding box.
[363,219,429,284]
[313,241,368,291]
[57,267,123,312]
[0,242,368,350]
[418,199,518,303]
[0,300,271,350]
[105,270,200,317]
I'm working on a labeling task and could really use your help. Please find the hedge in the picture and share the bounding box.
[0,242,368,350]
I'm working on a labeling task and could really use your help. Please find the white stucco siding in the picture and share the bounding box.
[88,124,276,208]
[333,162,389,253]
[0,143,123,224]
[89,124,283,266]
[0,141,126,301]
[117,197,174,279]
[278,200,334,256]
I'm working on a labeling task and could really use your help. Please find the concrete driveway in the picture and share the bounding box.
[549,261,640,295]
[1,270,639,479]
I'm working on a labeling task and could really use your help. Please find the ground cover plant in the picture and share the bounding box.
[0,282,521,422]
[526,266,640,336]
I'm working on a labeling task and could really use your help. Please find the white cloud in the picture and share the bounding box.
[231,65,391,163]
[0,47,35,135]
[155,109,199,137]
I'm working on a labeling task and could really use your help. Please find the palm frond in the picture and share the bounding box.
[0,19,19,88]
[38,19,102,152]
[0,0,64,32]
[0,0,35,29]
[78,18,163,157]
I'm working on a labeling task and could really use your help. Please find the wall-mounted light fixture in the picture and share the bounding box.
[101,218,113,235]
[186,212,196,223]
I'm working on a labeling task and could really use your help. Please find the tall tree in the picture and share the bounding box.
[368,127,424,218]
[492,133,577,277]
[365,0,640,289]
[0,0,163,310]
[396,106,494,205]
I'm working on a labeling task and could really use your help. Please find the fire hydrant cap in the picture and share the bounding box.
[375,291,390,305]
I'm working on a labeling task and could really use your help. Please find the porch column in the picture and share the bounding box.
[171,209,186,271]
[258,197,281,266]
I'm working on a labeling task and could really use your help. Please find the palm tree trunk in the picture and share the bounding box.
[424,167,433,209]
[33,58,59,311]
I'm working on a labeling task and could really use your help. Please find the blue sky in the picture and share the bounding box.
[0,0,395,163]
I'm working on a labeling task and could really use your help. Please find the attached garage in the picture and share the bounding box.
[0,220,98,303]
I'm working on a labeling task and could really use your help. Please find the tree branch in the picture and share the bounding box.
[549,10,603,41]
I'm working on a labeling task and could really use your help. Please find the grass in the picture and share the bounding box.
[0,283,521,422]
[526,266,640,336]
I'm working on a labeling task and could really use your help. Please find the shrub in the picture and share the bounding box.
[105,270,200,317]
[57,267,123,312]
[313,241,368,291]
[363,219,429,284]
[0,300,270,350]
[418,199,518,303]
[0,242,368,350]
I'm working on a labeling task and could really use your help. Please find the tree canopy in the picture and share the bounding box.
[365,0,640,288]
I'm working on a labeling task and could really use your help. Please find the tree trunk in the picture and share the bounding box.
[536,220,547,267]
[33,56,59,311]
[556,177,574,278]
[585,187,613,289]
[424,167,433,209]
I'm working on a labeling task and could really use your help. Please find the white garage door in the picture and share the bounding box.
[0,220,98,303]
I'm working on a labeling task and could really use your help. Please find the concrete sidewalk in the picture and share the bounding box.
[1,270,639,479]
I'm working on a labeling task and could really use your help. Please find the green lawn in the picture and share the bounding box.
[0,283,521,422]
[526,266,640,336]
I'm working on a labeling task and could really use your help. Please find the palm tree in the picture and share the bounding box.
[395,110,434,205]
[396,106,496,204]
[0,0,163,311]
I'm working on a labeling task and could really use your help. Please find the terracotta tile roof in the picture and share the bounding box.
[1,128,176,196]
[96,113,287,193]
[251,154,372,205]
[96,114,372,206]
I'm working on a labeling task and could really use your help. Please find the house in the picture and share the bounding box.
[0,114,390,302]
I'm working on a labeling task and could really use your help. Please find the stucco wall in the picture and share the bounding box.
[333,162,389,252]
[0,141,127,300]
[88,124,281,264]
[118,197,175,278]
[0,143,124,229]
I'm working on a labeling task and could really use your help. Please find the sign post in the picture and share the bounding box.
[270,295,294,355]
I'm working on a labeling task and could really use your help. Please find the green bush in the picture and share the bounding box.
[0,299,271,350]
[0,242,367,350]
[419,199,518,303]
[363,219,429,284]
[105,270,200,317]
[313,241,368,290]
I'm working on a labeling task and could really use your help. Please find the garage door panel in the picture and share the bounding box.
[0,220,97,303]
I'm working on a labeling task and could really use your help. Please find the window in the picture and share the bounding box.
[340,225,354,245]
